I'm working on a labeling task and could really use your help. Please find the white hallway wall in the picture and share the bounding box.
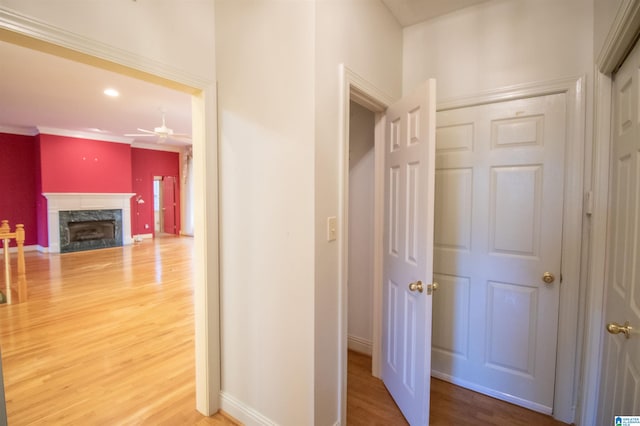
[215,1,315,425]
[314,1,402,424]
[216,0,402,424]
[403,0,594,100]
[0,0,215,77]
[594,0,625,58]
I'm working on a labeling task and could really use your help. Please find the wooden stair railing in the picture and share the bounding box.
[0,221,26,304]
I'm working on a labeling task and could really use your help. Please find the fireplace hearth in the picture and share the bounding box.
[59,209,123,253]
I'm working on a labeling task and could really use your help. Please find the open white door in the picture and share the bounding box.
[598,37,640,424]
[382,80,436,425]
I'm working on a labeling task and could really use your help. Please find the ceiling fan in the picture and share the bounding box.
[125,112,191,143]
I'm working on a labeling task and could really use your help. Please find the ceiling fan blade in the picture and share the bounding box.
[126,114,191,144]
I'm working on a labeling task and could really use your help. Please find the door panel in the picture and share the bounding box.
[598,37,640,424]
[382,80,436,426]
[433,93,566,413]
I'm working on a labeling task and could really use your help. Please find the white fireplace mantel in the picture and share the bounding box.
[43,192,135,253]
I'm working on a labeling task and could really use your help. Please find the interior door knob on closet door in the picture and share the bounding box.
[542,272,555,284]
[408,280,440,296]
[408,280,424,293]
[606,321,633,339]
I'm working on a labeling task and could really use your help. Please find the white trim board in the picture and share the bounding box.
[3,245,39,253]
[347,335,373,356]
[220,391,278,426]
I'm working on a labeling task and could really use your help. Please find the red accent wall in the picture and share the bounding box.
[39,134,132,193]
[131,148,180,237]
[0,133,180,247]
[35,134,134,248]
[35,135,47,247]
[0,133,38,246]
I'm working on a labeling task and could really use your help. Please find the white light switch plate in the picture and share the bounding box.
[327,216,337,242]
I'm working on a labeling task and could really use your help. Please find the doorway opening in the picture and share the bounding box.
[339,65,395,425]
[346,98,407,422]
[153,175,179,236]
[154,177,162,234]
[0,16,219,416]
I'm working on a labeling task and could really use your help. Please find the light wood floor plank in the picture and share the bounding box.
[1,236,572,425]
[0,236,236,425]
[348,350,571,425]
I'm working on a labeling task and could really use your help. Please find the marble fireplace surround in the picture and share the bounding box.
[43,193,135,253]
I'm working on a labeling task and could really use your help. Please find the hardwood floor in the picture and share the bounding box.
[0,236,236,425]
[348,350,570,425]
[0,236,571,425]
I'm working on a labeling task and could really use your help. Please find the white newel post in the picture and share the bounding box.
[43,193,135,253]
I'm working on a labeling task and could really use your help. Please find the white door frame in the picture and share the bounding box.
[578,1,640,425]
[438,77,586,423]
[338,64,394,426]
[0,8,221,415]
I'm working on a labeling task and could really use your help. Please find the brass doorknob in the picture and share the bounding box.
[409,280,423,293]
[606,321,633,339]
[542,272,555,284]
[427,282,439,295]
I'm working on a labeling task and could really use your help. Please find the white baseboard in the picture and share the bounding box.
[0,244,40,253]
[348,335,372,356]
[220,391,278,426]
[3,244,40,253]
[431,370,552,415]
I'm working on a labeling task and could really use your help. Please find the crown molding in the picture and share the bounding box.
[0,6,210,92]
[131,141,185,153]
[36,126,133,144]
[0,125,38,136]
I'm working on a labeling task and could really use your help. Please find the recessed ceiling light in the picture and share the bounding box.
[104,88,119,97]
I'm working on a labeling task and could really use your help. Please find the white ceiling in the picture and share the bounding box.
[0,40,192,148]
[0,1,488,147]
[381,0,489,26]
